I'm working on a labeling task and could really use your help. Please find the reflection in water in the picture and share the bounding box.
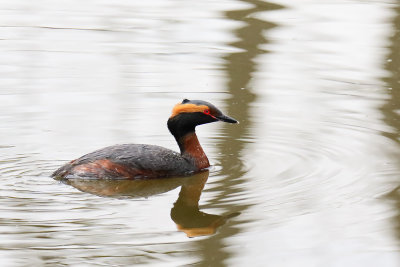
[171,173,240,238]
[382,3,400,142]
[382,1,400,246]
[59,171,238,238]
[193,1,282,266]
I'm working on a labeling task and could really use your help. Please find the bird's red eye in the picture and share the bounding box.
[203,109,210,115]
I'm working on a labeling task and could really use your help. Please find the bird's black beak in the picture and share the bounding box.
[216,114,239,124]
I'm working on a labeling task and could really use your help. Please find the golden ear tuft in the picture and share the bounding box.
[170,103,209,118]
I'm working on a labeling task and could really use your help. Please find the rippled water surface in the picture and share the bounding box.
[2,0,400,266]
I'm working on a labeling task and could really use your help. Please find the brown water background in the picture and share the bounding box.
[1,0,400,266]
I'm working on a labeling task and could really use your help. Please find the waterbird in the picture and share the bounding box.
[52,99,238,179]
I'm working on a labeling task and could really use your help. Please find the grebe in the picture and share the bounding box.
[52,99,238,179]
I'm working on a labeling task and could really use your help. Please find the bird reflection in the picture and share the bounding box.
[57,171,239,238]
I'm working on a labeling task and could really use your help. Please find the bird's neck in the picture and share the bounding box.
[167,116,210,170]
[177,132,210,170]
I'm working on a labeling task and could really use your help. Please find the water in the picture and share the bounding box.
[1,0,400,266]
